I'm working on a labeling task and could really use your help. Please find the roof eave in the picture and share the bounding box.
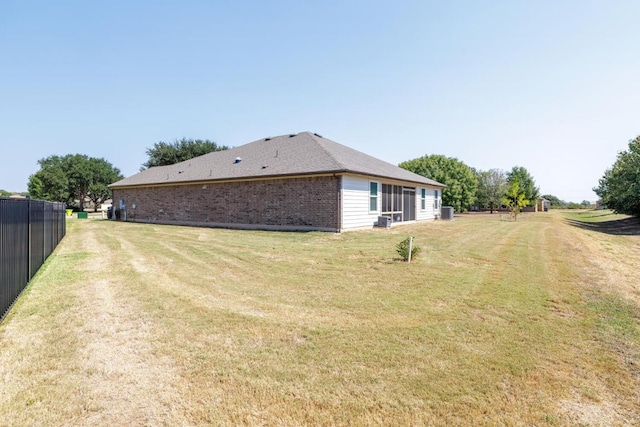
[109,170,348,189]
[110,169,446,190]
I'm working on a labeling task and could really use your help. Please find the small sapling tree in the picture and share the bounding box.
[503,180,529,221]
[396,237,421,262]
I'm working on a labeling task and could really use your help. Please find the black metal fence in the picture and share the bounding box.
[0,198,66,320]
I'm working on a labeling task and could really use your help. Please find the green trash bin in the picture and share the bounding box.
[77,212,88,219]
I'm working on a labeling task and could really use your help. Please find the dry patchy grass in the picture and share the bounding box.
[0,211,639,425]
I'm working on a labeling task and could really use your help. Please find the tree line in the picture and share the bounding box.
[399,155,540,217]
[0,189,28,197]
[540,195,592,210]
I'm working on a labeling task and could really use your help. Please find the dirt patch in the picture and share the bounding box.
[560,394,627,427]
[75,278,182,425]
[71,228,187,425]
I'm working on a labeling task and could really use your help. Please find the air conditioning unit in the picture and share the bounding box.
[440,206,454,220]
[376,216,392,228]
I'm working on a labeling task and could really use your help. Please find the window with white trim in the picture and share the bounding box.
[434,189,440,210]
[420,188,426,210]
[369,181,379,212]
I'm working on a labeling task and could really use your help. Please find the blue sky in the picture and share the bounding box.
[1,1,638,202]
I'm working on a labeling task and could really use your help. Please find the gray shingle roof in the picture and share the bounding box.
[110,132,445,188]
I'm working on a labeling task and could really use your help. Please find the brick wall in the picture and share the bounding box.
[112,175,341,231]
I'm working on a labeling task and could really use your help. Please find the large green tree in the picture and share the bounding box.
[28,154,123,210]
[506,166,539,206]
[399,154,477,212]
[475,168,507,213]
[594,135,640,216]
[141,138,230,170]
[86,158,126,210]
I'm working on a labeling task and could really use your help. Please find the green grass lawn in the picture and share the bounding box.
[0,211,639,425]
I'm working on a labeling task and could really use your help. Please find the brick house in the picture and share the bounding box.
[109,132,445,232]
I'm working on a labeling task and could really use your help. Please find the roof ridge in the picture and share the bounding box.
[302,132,350,170]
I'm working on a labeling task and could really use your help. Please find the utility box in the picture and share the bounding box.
[376,216,392,228]
[440,206,454,220]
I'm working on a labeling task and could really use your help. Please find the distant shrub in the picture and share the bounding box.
[396,237,421,261]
